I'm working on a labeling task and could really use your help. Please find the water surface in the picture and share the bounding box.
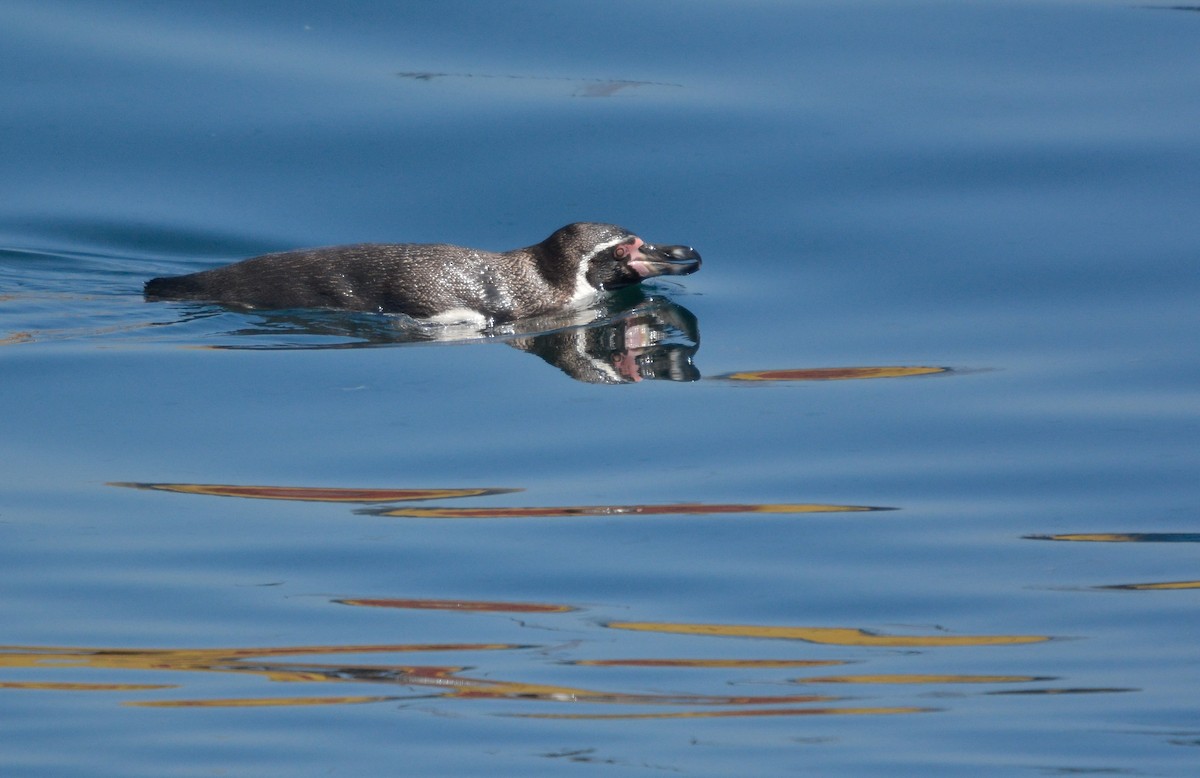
[2,1,1198,775]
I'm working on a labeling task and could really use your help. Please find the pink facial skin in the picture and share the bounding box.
[615,236,701,279]
[611,349,643,382]
[609,319,658,382]
[614,237,658,279]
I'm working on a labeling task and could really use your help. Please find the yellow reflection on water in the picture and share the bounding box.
[1101,580,1200,590]
[607,622,1050,646]
[336,598,575,613]
[573,658,844,669]
[131,695,395,708]
[0,681,176,691]
[720,366,948,381]
[0,643,841,710]
[373,503,883,519]
[793,674,1049,684]
[108,482,518,503]
[1,331,35,346]
[1026,533,1200,543]
[512,706,932,720]
[0,643,518,675]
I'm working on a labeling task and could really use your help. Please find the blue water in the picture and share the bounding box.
[3,1,1199,775]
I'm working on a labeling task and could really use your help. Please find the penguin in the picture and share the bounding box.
[144,223,700,326]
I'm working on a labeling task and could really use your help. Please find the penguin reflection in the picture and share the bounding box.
[206,290,700,384]
[508,298,698,383]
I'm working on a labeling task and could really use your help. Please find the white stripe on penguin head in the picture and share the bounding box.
[570,235,629,303]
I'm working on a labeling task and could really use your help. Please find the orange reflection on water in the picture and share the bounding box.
[131,688,840,710]
[132,695,396,708]
[337,598,575,613]
[108,482,519,503]
[1,331,35,346]
[720,366,948,382]
[0,681,176,691]
[512,705,932,720]
[0,643,518,676]
[607,622,1050,647]
[436,677,835,706]
[1026,533,1200,543]
[793,674,1051,685]
[988,687,1135,696]
[372,503,885,519]
[1100,580,1200,590]
[135,676,841,709]
[0,644,840,710]
[573,658,845,669]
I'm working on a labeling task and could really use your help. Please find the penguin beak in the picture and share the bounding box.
[629,243,702,279]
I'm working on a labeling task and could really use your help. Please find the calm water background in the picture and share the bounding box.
[2,1,1198,775]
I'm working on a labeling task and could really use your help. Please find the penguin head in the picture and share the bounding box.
[538,223,702,294]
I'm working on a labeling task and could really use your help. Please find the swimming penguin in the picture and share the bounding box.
[144,223,701,326]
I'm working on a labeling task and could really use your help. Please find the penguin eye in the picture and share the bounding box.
[613,238,640,259]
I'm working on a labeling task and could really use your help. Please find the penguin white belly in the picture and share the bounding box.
[426,307,490,327]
